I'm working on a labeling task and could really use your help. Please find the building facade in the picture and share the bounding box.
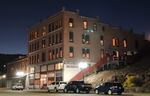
[28,9,145,88]
[6,56,28,88]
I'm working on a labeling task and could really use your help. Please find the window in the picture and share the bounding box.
[101,49,104,58]
[112,38,116,46]
[69,18,74,28]
[82,48,90,59]
[37,54,39,63]
[52,49,55,59]
[102,26,105,32]
[48,24,52,32]
[135,40,139,49]
[59,32,62,43]
[55,63,63,70]
[112,37,119,47]
[116,38,119,47]
[93,23,97,31]
[83,20,88,29]
[48,50,52,60]
[100,35,104,46]
[52,22,54,31]
[42,39,46,48]
[59,47,63,58]
[82,34,90,44]
[48,36,52,46]
[56,48,59,58]
[123,39,127,48]
[69,46,74,58]
[112,51,119,60]
[69,31,74,42]
[42,52,46,62]
[56,33,58,44]
[34,32,38,38]
[52,35,55,45]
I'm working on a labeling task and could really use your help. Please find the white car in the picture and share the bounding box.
[12,83,24,90]
[47,81,67,92]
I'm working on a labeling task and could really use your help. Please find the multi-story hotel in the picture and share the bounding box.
[28,8,145,88]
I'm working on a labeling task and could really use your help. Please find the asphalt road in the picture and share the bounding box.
[0,89,149,96]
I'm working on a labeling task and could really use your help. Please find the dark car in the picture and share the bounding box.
[64,81,92,93]
[94,82,124,95]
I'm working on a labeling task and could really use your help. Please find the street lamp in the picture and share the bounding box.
[78,62,88,81]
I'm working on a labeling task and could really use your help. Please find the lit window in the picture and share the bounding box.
[123,39,127,48]
[69,46,74,58]
[83,20,88,29]
[52,49,55,59]
[101,49,104,58]
[93,23,97,31]
[42,31,46,36]
[69,18,74,28]
[82,49,86,58]
[48,36,52,46]
[56,48,59,58]
[37,54,39,63]
[116,51,119,58]
[82,48,90,59]
[86,49,90,59]
[69,32,74,42]
[100,35,104,46]
[55,63,63,70]
[34,32,38,38]
[48,50,52,60]
[112,38,116,46]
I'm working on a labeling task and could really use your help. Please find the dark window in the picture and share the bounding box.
[42,39,46,48]
[135,40,139,49]
[82,34,90,44]
[52,35,54,45]
[69,31,74,42]
[59,32,62,43]
[56,33,58,44]
[42,52,46,62]
[48,24,52,32]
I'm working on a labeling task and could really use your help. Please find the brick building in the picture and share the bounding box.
[6,56,28,88]
[28,8,145,88]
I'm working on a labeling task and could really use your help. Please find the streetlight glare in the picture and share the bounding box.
[2,75,6,78]
[16,71,25,77]
[78,62,88,69]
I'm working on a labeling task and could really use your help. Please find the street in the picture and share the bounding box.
[0,88,133,96]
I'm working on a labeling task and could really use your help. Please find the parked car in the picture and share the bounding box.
[64,81,92,93]
[11,83,24,90]
[94,82,124,95]
[47,81,67,92]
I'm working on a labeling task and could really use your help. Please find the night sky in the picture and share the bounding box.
[0,0,150,54]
